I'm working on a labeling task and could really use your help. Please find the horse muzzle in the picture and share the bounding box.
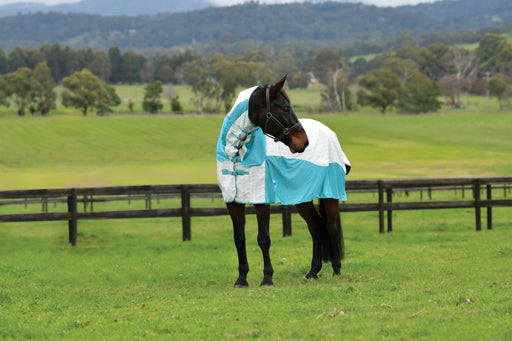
[289,130,309,153]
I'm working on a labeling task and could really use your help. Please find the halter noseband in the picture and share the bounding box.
[262,85,302,142]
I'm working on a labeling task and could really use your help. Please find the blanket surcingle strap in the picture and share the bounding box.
[221,169,250,176]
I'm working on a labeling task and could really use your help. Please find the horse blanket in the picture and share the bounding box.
[216,87,351,205]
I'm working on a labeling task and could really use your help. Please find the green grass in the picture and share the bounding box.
[0,210,511,340]
[1,106,512,339]
[1,111,512,189]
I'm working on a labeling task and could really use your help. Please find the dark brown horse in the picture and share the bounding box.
[218,76,348,288]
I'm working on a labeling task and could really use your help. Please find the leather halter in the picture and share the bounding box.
[262,85,302,142]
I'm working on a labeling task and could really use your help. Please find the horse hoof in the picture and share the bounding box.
[305,272,319,279]
[260,280,274,287]
[234,279,249,288]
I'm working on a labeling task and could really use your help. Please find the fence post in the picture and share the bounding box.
[386,187,393,232]
[474,179,482,231]
[67,188,78,246]
[282,205,292,237]
[378,180,385,233]
[486,184,492,230]
[42,196,48,213]
[181,186,191,241]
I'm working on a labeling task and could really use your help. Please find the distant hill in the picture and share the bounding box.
[0,0,213,17]
[0,0,511,52]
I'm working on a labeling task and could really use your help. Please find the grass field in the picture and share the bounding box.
[0,210,511,339]
[1,104,512,339]
[1,110,511,190]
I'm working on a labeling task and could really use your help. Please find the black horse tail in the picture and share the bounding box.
[318,200,345,263]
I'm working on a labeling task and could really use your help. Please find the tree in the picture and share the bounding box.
[396,73,442,113]
[487,74,510,109]
[422,44,450,80]
[313,50,352,112]
[31,62,56,115]
[495,44,512,78]
[183,58,215,114]
[4,67,34,116]
[322,86,354,113]
[142,80,163,114]
[350,57,371,77]
[313,49,343,86]
[322,66,353,112]
[24,49,44,70]
[288,72,310,89]
[108,46,122,84]
[121,51,145,84]
[384,57,441,113]
[40,43,67,82]
[96,85,121,116]
[155,65,174,84]
[61,69,105,115]
[476,33,508,73]
[441,48,476,108]
[438,75,457,106]
[273,52,298,81]
[7,47,28,73]
[357,67,402,113]
[210,55,244,112]
[384,57,419,84]
[152,54,175,83]
[90,50,112,82]
[0,75,11,107]
[0,49,7,74]
[140,62,154,83]
[74,47,95,73]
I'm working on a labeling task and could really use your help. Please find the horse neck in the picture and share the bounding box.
[248,87,266,128]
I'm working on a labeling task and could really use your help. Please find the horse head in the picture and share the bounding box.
[249,75,309,153]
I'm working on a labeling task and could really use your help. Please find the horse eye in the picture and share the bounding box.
[283,105,290,112]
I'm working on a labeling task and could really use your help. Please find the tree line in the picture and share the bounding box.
[1,0,511,52]
[1,33,512,115]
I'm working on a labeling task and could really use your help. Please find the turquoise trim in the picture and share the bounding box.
[240,129,266,167]
[215,97,266,167]
[264,156,347,205]
[216,98,250,163]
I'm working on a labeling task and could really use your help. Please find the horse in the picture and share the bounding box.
[216,75,351,288]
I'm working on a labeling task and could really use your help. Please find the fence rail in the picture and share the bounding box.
[1,177,511,246]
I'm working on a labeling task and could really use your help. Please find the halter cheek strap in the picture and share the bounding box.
[263,86,302,142]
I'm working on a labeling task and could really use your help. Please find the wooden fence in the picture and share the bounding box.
[1,177,511,246]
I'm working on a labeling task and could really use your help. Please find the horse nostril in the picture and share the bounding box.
[304,140,309,149]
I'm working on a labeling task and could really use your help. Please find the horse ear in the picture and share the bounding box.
[269,75,287,99]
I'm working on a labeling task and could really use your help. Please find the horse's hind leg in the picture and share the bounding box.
[227,202,249,288]
[255,204,274,286]
[295,201,323,279]
[319,198,343,276]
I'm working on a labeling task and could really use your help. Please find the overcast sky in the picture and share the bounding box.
[209,0,441,6]
[0,0,441,7]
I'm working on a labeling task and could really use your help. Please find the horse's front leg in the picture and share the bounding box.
[227,202,249,288]
[295,201,323,279]
[255,204,274,286]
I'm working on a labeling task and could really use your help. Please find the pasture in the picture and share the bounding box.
[1,111,512,190]
[1,211,511,339]
[1,110,512,339]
